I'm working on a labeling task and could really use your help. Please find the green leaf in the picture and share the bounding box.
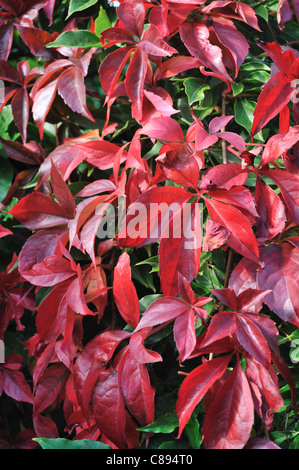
[34,438,111,449]
[139,294,162,313]
[95,6,111,36]
[234,99,263,140]
[67,0,98,19]
[137,413,179,434]
[0,157,13,203]
[231,82,244,97]
[47,30,101,48]
[183,78,210,105]
[255,5,268,21]
[184,415,202,449]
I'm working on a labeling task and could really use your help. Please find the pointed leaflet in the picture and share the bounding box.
[141,116,184,142]
[99,46,133,104]
[11,87,29,144]
[257,243,299,327]
[202,359,254,449]
[173,308,197,363]
[159,201,201,297]
[129,328,162,364]
[134,297,188,332]
[73,330,131,422]
[203,197,260,264]
[31,77,60,139]
[180,22,232,84]
[156,143,200,189]
[91,351,139,449]
[138,25,178,57]
[57,67,94,122]
[251,72,294,136]
[117,186,190,248]
[50,160,75,216]
[199,163,248,190]
[255,176,286,243]
[33,364,69,416]
[10,192,72,230]
[176,354,232,438]
[119,348,155,427]
[113,252,140,328]
[117,0,145,39]
[262,169,299,224]
[236,315,271,367]
[125,48,148,121]
[260,126,299,166]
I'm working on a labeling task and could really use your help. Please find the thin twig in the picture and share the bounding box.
[221,91,227,164]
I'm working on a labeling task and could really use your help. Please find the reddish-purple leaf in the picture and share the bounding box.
[173,308,196,362]
[113,252,140,327]
[257,243,299,327]
[176,354,232,438]
[0,24,14,61]
[58,67,94,122]
[159,201,201,296]
[236,315,271,366]
[263,169,299,224]
[251,72,294,136]
[255,176,287,243]
[74,330,131,422]
[260,126,299,166]
[125,48,148,121]
[3,369,33,404]
[199,312,236,349]
[204,197,260,264]
[141,116,184,142]
[50,160,75,216]
[135,297,188,332]
[129,328,162,364]
[11,87,29,144]
[199,163,248,190]
[180,22,232,84]
[10,192,72,230]
[33,363,69,416]
[202,360,254,449]
[117,0,145,39]
[99,46,133,104]
[138,25,178,57]
[245,438,281,449]
[31,77,60,139]
[119,349,155,427]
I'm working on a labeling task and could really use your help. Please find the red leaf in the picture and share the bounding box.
[255,176,287,243]
[125,48,148,121]
[31,77,60,139]
[159,201,201,296]
[180,22,232,84]
[113,252,140,327]
[156,143,200,189]
[138,25,178,57]
[204,197,260,264]
[117,186,190,247]
[176,354,232,438]
[119,349,155,427]
[0,59,20,83]
[251,72,294,136]
[257,243,299,327]
[199,312,236,349]
[141,116,184,142]
[10,192,72,230]
[199,163,248,190]
[263,169,299,224]
[15,25,55,59]
[202,359,254,449]
[0,225,12,238]
[3,369,33,404]
[33,363,69,416]
[135,297,188,331]
[236,315,271,367]
[260,126,299,166]
[11,87,29,144]
[117,0,145,39]
[0,24,14,61]
[50,160,75,216]
[245,438,281,449]
[129,328,162,364]
[58,67,94,122]
[74,330,131,422]
[99,46,133,103]
[173,308,197,362]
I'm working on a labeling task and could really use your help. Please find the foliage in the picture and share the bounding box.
[0,0,298,450]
